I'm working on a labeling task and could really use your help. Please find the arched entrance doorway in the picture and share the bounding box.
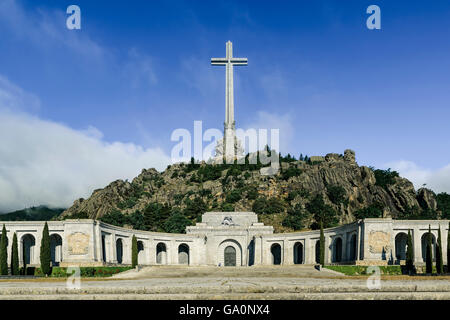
[178,244,189,265]
[50,234,63,266]
[395,232,408,261]
[22,234,35,266]
[101,235,107,262]
[271,243,281,265]
[116,239,123,264]
[349,234,357,261]
[315,240,320,263]
[137,241,144,265]
[224,246,236,266]
[293,242,303,264]
[421,232,436,262]
[156,242,167,264]
[333,237,342,263]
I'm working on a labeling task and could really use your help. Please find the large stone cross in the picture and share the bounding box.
[211,41,247,133]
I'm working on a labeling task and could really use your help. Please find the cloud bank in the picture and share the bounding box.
[386,160,450,194]
[0,75,170,213]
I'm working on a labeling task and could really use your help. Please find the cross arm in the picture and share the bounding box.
[230,58,248,66]
[211,58,227,65]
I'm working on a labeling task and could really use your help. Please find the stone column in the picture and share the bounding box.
[170,240,177,265]
[94,223,102,263]
[356,224,361,262]
[325,236,331,264]
[304,238,311,264]
[342,233,347,262]
[111,233,117,264]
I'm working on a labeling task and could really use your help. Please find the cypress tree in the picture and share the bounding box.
[40,222,51,276]
[10,233,19,276]
[426,225,433,274]
[319,221,325,266]
[447,222,450,274]
[406,229,414,274]
[0,225,8,275]
[436,227,443,274]
[131,235,138,268]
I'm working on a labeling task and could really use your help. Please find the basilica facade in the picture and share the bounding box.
[1,211,447,268]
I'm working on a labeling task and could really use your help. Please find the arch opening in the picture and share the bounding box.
[116,238,123,264]
[156,242,167,265]
[178,243,189,265]
[293,242,303,264]
[271,243,281,265]
[333,237,342,263]
[50,234,63,266]
[22,234,35,266]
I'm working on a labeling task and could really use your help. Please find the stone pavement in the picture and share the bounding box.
[0,266,449,299]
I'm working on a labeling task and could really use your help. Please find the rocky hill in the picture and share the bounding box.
[60,149,446,233]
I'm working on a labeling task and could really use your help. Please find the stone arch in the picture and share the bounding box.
[271,243,282,265]
[156,242,167,264]
[137,241,144,265]
[293,242,303,264]
[421,232,436,262]
[218,240,242,266]
[116,238,123,264]
[348,234,357,261]
[315,240,320,263]
[395,232,408,261]
[332,237,342,263]
[22,234,35,266]
[178,243,189,265]
[50,234,63,266]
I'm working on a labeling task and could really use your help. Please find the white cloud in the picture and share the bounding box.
[0,76,170,213]
[385,160,450,194]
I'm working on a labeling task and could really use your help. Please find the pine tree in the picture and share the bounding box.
[436,227,443,274]
[10,233,19,276]
[131,235,138,268]
[406,229,414,274]
[426,225,433,274]
[40,222,51,276]
[319,221,325,266]
[0,225,8,275]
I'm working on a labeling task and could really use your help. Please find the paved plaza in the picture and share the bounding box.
[0,266,449,299]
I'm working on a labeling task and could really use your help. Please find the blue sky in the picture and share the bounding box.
[0,0,449,211]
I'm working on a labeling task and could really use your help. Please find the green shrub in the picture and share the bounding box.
[326,185,347,205]
[436,193,450,219]
[163,211,192,233]
[282,204,308,230]
[226,190,242,203]
[307,195,338,229]
[281,167,302,180]
[354,203,384,219]
[252,197,285,214]
[221,203,234,212]
[373,168,399,190]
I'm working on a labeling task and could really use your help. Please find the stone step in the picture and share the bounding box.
[0,282,449,296]
[1,291,450,300]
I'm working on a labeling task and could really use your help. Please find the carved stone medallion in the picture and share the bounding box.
[68,232,90,255]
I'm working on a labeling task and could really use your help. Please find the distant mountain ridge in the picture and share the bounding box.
[0,206,65,221]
